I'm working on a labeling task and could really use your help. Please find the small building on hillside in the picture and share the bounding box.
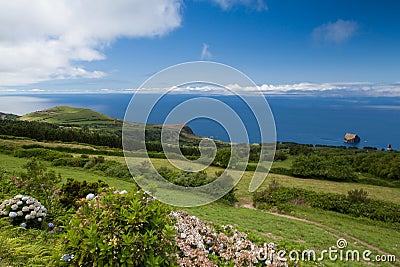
[0,114,6,120]
[387,144,393,152]
[344,133,360,143]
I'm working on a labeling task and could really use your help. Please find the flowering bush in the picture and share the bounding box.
[172,211,287,267]
[0,194,47,228]
[59,188,177,266]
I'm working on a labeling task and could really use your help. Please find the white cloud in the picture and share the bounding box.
[209,0,267,11]
[201,43,213,60]
[0,0,182,86]
[141,82,400,96]
[4,82,400,96]
[312,19,359,44]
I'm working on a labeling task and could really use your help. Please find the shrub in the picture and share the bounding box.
[0,195,47,228]
[274,151,288,161]
[14,148,72,161]
[0,169,20,198]
[58,189,177,266]
[347,189,369,202]
[253,186,400,224]
[18,159,61,206]
[59,178,109,209]
[52,157,89,167]
[291,155,357,181]
[269,179,281,191]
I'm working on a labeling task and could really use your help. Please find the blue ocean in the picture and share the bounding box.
[1,94,399,150]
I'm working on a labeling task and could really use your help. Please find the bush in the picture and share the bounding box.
[0,169,20,199]
[253,186,400,224]
[291,155,357,181]
[52,157,89,167]
[269,179,281,191]
[0,195,47,228]
[59,178,109,209]
[14,148,72,161]
[18,159,61,205]
[58,188,177,266]
[347,189,369,202]
[274,151,288,161]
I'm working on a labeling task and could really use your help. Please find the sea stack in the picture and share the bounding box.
[344,133,361,144]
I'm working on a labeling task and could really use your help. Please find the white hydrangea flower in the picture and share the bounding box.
[22,196,29,202]
[86,193,95,200]
[14,194,23,199]
[11,204,18,210]
[22,206,29,212]
[17,201,23,206]
[17,211,23,217]
[9,212,17,218]
[25,215,31,220]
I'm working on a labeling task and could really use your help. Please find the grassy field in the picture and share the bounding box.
[114,156,400,205]
[185,204,398,266]
[19,106,120,125]
[0,153,134,191]
[1,137,399,266]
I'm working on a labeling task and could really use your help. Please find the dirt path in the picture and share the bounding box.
[239,203,398,266]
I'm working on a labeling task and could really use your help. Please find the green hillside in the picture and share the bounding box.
[14,105,200,144]
[19,106,120,125]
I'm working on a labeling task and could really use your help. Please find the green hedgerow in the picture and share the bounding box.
[58,188,177,267]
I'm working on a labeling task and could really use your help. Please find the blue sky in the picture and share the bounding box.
[0,0,399,95]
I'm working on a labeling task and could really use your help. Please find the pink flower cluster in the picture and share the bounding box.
[171,211,287,267]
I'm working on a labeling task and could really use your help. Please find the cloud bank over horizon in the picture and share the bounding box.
[2,82,400,97]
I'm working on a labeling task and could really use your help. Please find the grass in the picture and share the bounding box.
[19,106,119,125]
[126,156,400,205]
[0,148,399,266]
[184,203,398,267]
[0,153,135,191]
[288,206,400,258]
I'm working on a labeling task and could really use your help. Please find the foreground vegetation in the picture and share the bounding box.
[0,106,398,266]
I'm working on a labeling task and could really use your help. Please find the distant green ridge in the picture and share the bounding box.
[19,106,120,125]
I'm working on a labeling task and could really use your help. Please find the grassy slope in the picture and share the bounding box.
[19,106,119,125]
[17,105,201,143]
[0,150,398,266]
[0,153,134,191]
